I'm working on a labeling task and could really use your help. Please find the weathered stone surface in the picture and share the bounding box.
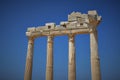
[83,23,88,27]
[68,12,81,22]
[45,23,56,29]
[90,30,101,80]
[88,10,97,15]
[26,10,101,37]
[27,27,36,32]
[55,26,65,29]
[60,21,69,26]
[24,38,34,80]
[46,36,54,80]
[68,34,76,80]
[35,26,48,31]
[68,21,77,28]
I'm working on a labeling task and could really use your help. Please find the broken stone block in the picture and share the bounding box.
[36,26,48,31]
[60,21,69,25]
[84,19,89,23]
[81,14,88,19]
[45,23,56,29]
[68,15,77,21]
[68,12,81,22]
[60,21,69,28]
[27,27,36,32]
[83,23,88,27]
[68,21,77,28]
[88,10,97,15]
[97,16,102,21]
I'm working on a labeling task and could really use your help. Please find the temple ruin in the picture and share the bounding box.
[24,10,102,80]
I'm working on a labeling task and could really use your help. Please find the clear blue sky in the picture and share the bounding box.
[0,0,120,80]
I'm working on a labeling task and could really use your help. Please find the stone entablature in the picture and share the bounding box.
[26,10,101,38]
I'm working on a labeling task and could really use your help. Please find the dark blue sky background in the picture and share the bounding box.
[0,0,120,80]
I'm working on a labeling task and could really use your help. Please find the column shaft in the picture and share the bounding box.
[24,37,34,80]
[46,36,54,80]
[90,30,101,80]
[68,34,76,80]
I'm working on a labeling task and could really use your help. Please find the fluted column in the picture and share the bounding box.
[46,36,54,80]
[90,30,101,80]
[68,34,76,80]
[24,37,34,80]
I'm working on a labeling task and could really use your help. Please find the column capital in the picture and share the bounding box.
[47,35,54,43]
[68,34,75,42]
[89,28,97,33]
[28,37,34,44]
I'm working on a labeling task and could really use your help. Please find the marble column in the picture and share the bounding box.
[46,36,54,80]
[90,30,101,80]
[68,34,76,80]
[24,37,34,80]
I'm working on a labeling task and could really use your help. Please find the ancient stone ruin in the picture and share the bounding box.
[24,10,102,80]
